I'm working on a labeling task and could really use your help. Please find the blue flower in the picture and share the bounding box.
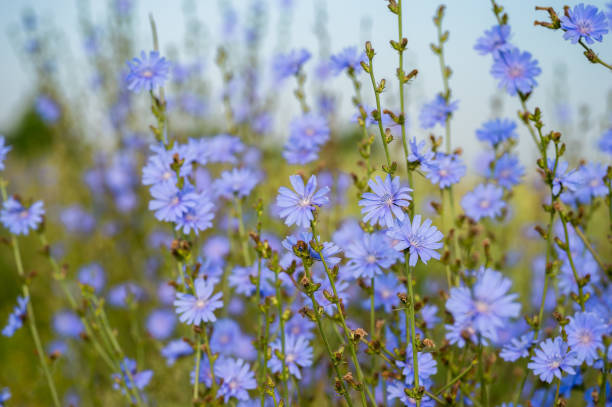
[211,319,256,360]
[408,137,434,165]
[281,313,315,340]
[282,144,320,165]
[601,129,612,154]
[272,48,311,80]
[569,162,608,204]
[207,134,245,164]
[500,331,535,362]
[561,4,609,45]
[446,268,521,343]
[0,136,11,171]
[53,311,84,338]
[35,95,61,123]
[191,354,216,387]
[148,182,198,223]
[461,183,506,221]
[445,318,478,348]
[492,154,524,190]
[476,118,517,146]
[175,196,215,235]
[268,334,313,379]
[142,150,177,187]
[214,357,257,402]
[387,214,444,266]
[108,282,145,308]
[387,381,436,407]
[161,339,193,366]
[146,309,176,340]
[174,278,223,325]
[423,154,466,188]
[491,48,541,96]
[548,159,581,195]
[345,232,398,279]
[359,174,412,228]
[0,197,45,235]
[419,95,459,129]
[283,113,330,161]
[112,358,153,392]
[2,295,28,337]
[399,347,438,386]
[60,205,96,234]
[329,47,366,75]
[214,168,259,199]
[0,387,10,406]
[528,337,580,383]
[474,25,512,55]
[77,263,106,293]
[229,261,276,297]
[276,175,329,228]
[566,311,607,366]
[126,50,170,92]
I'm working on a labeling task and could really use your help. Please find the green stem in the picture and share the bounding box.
[396,0,410,162]
[553,377,561,406]
[434,360,477,396]
[366,54,392,167]
[572,224,606,272]
[403,256,420,407]
[201,325,217,396]
[560,214,586,311]
[193,333,202,400]
[234,196,252,265]
[274,267,290,404]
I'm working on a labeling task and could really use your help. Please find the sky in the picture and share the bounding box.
[0,0,611,163]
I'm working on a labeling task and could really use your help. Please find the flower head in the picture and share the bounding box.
[0,197,44,235]
[214,168,259,199]
[491,48,541,96]
[423,154,466,188]
[419,95,459,129]
[345,232,398,279]
[276,175,329,228]
[548,159,581,195]
[528,337,580,383]
[566,311,607,366]
[0,387,10,405]
[408,137,435,165]
[359,174,412,228]
[268,334,313,379]
[2,295,28,337]
[112,358,153,392]
[214,357,257,402]
[446,268,521,342]
[175,196,215,235]
[561,4,609,44]
[387,381,436,407]
[474,25,512,55]
[0,136,11,171]
[500,331,535,362]
[148,182,198,223]
[211,319,256,360]
[161,339,193,366]
[146,309,176,340]
[329,47,366,75]
[399,347,438,386]
[273,48,311,80]
[35,95,61,123]
[387,214,444,266]
[492,154,524,190]
[174,278,223,325]
[53,311,84,338]
[126,50,170,92]
[78,263,106,293]
[461,183,506,221]
[476,118,517,146]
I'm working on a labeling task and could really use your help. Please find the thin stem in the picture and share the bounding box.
[403,256,420,407]
[201,325,217,396]
[234,196,252,265]
[553,377,561,406]
[572,224,606,272]
[434,360,477,396]
[193,333,202,400]
[274,267,290,404]
[366,54,392,167]
[578,38,612,71]
[602,344,609,407]
[396,0,410,162]
[561,214,586,311]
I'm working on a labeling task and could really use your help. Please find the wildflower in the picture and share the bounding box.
[148,182,198,223]
[408,137,434,165]
[112,358,153,392]
[399,347,438,386]
[191,354,216,387]
[174,278,223,325]
[208,134,245,164]
[142,150,177,187]
[175,197,215,234]
[446,268,521,342]
[77,263,106,293]
[566,311,607,366]
[268,334,313,379]
[0,136,11,171]
[491,48,541,96]
[229,261,276,297]
[161,339,193,366]
[419,94,459,129]
[283,113,330,163]
[387,381,436,407]
[548,159,581,195]
[476,118,517,146]
[0,197,45,235]
[35,95,61,123]
[53,311,84,338]
[474,25,512,55]
[492,154,524,189]
[203,235,231,262]
[423,154,466,188]
[146,309,176,340]
[210,319,256,360]
[561,4,609,44]
[329,47,366,75]
[276,175,329,228]
[421,305,441,330]
[359,174,412,228]
[599,129,612,155]
[273,48,311,80]
[214,168,259,199]
[282,144,320,165]
[281,314,315,340]
[108,282,145,308]
[2,295,28,337]
[528,337,580,383]
[60,204,96,234]
[0,387,10,406]
[461,183,506,221]
[500,331,535,362]
[571,163,608,204]
[214,357,257,402]
[126,50,170,92]
[445,319,478,348]
[387,215,444,266]
[345,232,398,279]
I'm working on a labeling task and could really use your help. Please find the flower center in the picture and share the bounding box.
[221,334,229,344]
[381,193,394,207]
[171,196,180,206]
[228,380,238,390]
[549,360,561,369]
[590,179,600,187]
[162,171,172,180]
[305,127,315,136]
[438,169,448,177]
[381,289,391,299]
[142,69,154,78]
[475,300,489,314]
[508,64,524,79]
[479,200,490,209]
[19,210,29,218]
[366,255,377,264]
[286,353,296,363]
[196,299,207,309]
[298,198,311,208]
[579,332,592,345]
[577,20,592,35]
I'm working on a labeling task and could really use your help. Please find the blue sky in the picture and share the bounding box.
[0,0,610,163]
